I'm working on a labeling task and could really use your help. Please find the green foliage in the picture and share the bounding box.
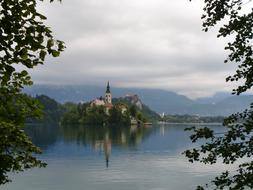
[0,122,46,184]
[192,0,253,95]
[139,104,159,122]
[136,111,146,122]
[85,106,108,125]
[186,0,253,189]
[0,92,45,184]
[108,105,130,126]
[28,95,65,123]
[61,110,80,125]
[184,107,253,189]
[0,0,65,91]
[61,102,81,124]
[129,105,137,117]
[0,0,65,185]
[61,102,132,126]
[61,103,108,125]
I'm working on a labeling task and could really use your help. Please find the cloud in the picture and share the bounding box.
[29,0,238,98]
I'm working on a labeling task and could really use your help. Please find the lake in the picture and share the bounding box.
[4,123,233,190]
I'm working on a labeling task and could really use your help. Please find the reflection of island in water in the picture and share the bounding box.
[60,125,154,167]
[25,123,60,150]
[93,134,111,168]
[25,124,155,168]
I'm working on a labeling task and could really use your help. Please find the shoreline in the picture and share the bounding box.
[157,121,223,125]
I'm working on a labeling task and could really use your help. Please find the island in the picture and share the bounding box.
[60,82,160,126]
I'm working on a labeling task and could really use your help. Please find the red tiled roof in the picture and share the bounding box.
[104,103,113,108]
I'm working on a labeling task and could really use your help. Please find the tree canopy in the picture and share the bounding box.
[194,0,253,95]
[185,0,253,189]
[0,0,64,185]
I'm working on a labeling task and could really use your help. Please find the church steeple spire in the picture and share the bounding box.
[106,81,110,93]
[105,81,112,104]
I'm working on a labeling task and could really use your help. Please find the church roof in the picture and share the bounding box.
[106,81,111,93]
[104,103,113,108]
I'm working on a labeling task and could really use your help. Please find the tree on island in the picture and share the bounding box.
[129,105,137,118]
[108,105,131,126]
[61,102,132,126]
[185,0,253,189]
[0,0,65,185]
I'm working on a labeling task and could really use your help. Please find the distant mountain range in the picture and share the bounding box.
[23,85,253,116]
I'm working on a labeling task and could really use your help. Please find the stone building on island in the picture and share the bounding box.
[90,81,113,114]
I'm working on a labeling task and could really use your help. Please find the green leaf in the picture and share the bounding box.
[39,50,47,61]
[51,50,60,57]
[47,39,54,48]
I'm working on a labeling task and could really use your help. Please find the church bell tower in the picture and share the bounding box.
[105,81,112,104]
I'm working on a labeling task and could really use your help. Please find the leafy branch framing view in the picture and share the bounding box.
[185,0,253,189]
[0,0,65,184]
[0,0,253,189]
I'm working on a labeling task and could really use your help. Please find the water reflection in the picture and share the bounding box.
[160,126,165,136]
[60,125,154,167]
[5,124,228,190]
[94,137,111,168]
[60,125,153,147]
[25,123,60,150]
[25,123,225,169]
[26,124,155,167]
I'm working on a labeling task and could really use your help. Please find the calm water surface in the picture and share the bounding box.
[4,124,232,190]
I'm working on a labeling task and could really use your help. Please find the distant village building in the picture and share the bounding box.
[160,112,165,118]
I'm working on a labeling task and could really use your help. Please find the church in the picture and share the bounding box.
[90,81,113,111]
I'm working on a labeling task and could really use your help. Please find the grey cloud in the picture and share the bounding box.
[31,0,236,98]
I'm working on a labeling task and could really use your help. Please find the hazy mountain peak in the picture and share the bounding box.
[23,85,253,116]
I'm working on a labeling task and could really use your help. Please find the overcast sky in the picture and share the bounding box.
[29,0,240,98]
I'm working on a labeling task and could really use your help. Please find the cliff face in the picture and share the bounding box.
[124,94,143,110]
[113,94,160,121]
